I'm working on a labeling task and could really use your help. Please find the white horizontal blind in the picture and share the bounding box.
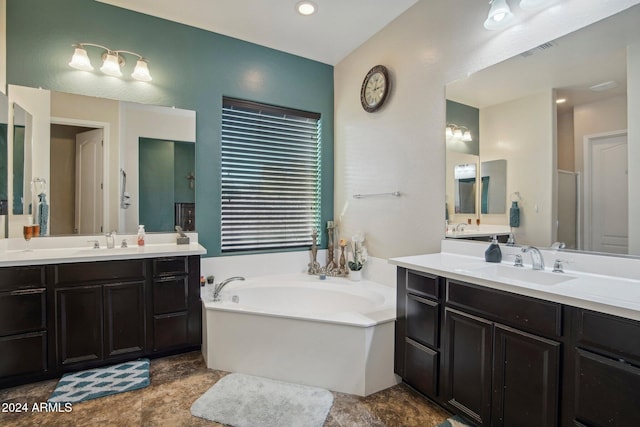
[221,98,322,252]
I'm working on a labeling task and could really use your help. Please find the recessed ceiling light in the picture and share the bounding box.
[556,98,566,104]
[296,1,317,16]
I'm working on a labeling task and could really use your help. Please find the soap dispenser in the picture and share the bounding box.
[485,235,502,263]
[137,225,146,246]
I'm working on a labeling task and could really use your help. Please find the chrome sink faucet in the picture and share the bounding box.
[454,223,466,232]
[521,246,545,270]
[213,276,245,302]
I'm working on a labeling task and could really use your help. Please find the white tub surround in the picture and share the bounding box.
[202,274,398,396]
[0,232,205,266]
[389,239,640,321]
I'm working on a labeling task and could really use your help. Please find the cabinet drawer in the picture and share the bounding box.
[405,338,438,398]
[153,276,188,314]
[153,312,188,351]
[574,348,640,427]
[0,332,47,377]
[53,260,145,285]
[407,270,440,299]
[0,289,46,336]
[446,280,562,337]
[406,294,439,348]
[0,266,45,291]
[575,309,640,364]
[153,257,188,276]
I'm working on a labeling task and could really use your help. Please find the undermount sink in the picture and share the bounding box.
[466,264,577,286]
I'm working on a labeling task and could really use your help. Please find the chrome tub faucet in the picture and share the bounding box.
[213,276,245,302]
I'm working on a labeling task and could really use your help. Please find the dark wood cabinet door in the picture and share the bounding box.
[55,285,103,365]
[443,308,492,426]
[152,276,188,315]
[405,338,439,398]
[574,348,640,427]
[104,281,145,357]
[491,324,560,427]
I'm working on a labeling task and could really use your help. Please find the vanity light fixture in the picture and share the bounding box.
[484,0,514,30]
[296,1,317,16]
[446,124,473,142]
[69,43,152,81]
[484,0,561,30]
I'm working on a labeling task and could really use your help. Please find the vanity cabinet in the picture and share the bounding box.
[443,280,561,427]
[0,266,47,382]
[149,256,201,352]
[0,254,202,389]
[396,273,562,426]
[396,268,443,399]
[570,308,640,427]
[51,260,147,367]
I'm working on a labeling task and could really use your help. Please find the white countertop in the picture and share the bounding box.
[389,244,640,322]
[0,233,207,267]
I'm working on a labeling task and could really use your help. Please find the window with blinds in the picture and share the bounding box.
[221,97,322,252]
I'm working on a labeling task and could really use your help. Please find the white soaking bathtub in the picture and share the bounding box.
[202,274,398,396]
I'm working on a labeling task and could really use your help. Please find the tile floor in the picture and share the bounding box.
[0,351,451,426]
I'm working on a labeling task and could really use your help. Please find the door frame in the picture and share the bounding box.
[582,129,627,252]
[51,117,111,233]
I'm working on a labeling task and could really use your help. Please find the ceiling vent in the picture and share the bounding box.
[520,41,556,58]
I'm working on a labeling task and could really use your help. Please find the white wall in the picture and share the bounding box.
[119,102,196,233]
[333,0,640,259]
[481,91,555,247]
[628,43,640,255]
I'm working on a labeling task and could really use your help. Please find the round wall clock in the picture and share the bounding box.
[360,65,390,113]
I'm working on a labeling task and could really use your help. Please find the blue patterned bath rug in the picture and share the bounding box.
[48,359,150,403]
[436,414,476,427]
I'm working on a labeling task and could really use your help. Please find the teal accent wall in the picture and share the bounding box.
[6,0,334,256]
[0,124,7,205]
[139,138,175,232]
[174,142,195,204]
[446,100,480,156]
[138,138,195,232]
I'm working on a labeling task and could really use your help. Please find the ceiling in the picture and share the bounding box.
[447,4,640,113]
[96,0,418,65]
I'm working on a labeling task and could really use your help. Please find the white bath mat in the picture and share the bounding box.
[190,373,333,427]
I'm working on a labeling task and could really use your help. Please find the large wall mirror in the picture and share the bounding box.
[445,5,640,257]
[6,85,196,238]
[0,92,7,237]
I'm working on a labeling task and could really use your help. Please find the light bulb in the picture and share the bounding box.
[100,52,122,77]
[462,131,472,142]
[296,1,317,16]
[484,0,514,30]
[446,127,453,138]
[69,47,93,71]
[132,59,152,81]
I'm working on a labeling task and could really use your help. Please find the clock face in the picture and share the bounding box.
[360,65,390,112]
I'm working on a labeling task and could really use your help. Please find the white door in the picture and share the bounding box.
[75,129,103,234]
[584,132,628,254]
